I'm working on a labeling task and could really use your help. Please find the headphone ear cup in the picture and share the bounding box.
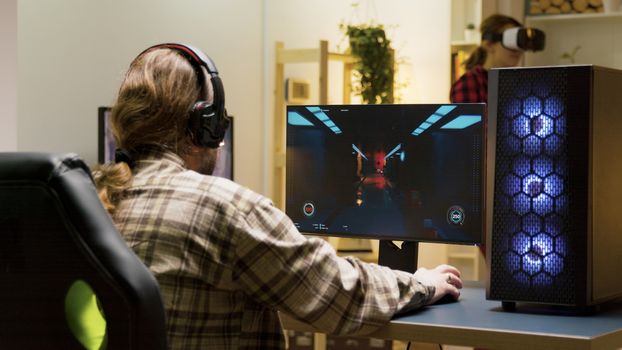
[190,101,228,148]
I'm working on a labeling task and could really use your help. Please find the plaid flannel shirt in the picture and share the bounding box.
[113,149,434,349]
[450,65,488,103]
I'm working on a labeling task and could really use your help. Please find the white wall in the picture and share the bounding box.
[525,16,622,70]
[18,0,265,193]
[0,0,17,151]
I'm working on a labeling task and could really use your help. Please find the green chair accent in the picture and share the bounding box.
[65,280,107,350]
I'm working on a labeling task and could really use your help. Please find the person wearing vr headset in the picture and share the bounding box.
[93,43,462,349]
[450,14,545,103]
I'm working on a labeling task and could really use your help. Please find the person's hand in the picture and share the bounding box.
[413,264,462,304]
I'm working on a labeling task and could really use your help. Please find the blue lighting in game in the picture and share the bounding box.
[384,144,402,160]
[502,85,568,288]
[306,106,342,134]
[411,105,456,136]
[426,115,442,123]
[440,115,482,129]
[287,111,314,126]
[351,144,368,160]
[412,127,425,136]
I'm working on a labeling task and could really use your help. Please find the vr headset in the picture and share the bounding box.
[482,27,545,52]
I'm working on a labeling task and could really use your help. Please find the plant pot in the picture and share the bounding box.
[464,29,479,43]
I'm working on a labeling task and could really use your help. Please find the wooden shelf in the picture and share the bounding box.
[526,11,622,22]
[451,40,479,47]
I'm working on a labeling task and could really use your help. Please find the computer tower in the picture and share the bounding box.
[486,65,622,310]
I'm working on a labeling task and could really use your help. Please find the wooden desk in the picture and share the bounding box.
[281,285,622,350]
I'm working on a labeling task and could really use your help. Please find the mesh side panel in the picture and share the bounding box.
[490,67,589,305]
[473,135,482,214]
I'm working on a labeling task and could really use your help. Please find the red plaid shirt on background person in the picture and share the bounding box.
[450,65,488,103]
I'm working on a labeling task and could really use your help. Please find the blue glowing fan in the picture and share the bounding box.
[489,66,591,306]
[501,92,567,287]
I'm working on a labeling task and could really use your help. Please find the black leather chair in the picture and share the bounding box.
[0,153,167,349]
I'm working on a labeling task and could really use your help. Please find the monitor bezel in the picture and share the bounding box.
[97,106,113,164]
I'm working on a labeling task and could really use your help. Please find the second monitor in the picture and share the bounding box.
[286,104,485,246]
[98,106,234,180]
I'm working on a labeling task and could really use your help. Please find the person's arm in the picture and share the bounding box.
[230,196,461,336]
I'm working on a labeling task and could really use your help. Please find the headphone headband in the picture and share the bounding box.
[137,43,230,148]
[139,43,219,75]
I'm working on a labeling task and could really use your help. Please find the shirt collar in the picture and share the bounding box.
[134,146,187,172]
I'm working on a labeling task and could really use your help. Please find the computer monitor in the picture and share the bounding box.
[98,106,234,180]
[98,107,116,164]
[286,104,485,271]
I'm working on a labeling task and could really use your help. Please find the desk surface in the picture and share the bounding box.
[281,285,622,350]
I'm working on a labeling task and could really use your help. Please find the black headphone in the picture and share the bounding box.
[139,43,231,148]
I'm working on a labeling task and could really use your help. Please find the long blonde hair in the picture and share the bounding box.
[464,14,522,71]
[93,48,204,213]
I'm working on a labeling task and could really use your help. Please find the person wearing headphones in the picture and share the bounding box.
[93,43,462,349]
[450,14,545,103]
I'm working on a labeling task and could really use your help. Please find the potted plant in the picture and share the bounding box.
[341,23,395,104]
[560,45,582,64]
[464,22,478,43]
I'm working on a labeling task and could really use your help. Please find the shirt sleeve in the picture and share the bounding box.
[230,195,434,336]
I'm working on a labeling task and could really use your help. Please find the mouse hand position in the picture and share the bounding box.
[414,264,463,305]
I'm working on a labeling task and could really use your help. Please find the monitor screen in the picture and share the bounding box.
[98,107,234,180]
[286,104,485,244]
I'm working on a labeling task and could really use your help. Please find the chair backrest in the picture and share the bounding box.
[0,152,167,349]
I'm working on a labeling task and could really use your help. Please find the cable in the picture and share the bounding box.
[406,341,411,350]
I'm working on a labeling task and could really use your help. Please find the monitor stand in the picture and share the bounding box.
[378,240,419,273]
